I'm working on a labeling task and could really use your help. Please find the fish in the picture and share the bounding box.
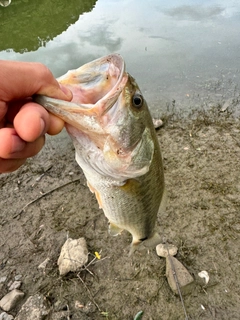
[35,54,165,253]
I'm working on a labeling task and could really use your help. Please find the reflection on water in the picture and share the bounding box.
[0,0,240,113]
[80,24,122,51]
[0,0,11,7]
[0,0,96,52]
[165,5,224,20]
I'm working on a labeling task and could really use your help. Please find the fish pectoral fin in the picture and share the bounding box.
[108,222,123,237]
[87,181,103,209]
[87,181,94,193]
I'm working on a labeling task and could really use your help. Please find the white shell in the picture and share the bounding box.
[198,270,209,284]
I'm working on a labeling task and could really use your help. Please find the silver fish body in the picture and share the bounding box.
[36,54,165,252]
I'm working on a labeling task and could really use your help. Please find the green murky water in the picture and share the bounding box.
[0,0,96,52]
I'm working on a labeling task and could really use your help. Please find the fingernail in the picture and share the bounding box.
[60,85,73,100]
[11,134,26,153]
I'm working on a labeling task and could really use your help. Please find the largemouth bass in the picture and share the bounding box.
[36,54,165,253]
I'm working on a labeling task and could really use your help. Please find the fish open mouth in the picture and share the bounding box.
[35,54,154,179]
[35,54,128,130]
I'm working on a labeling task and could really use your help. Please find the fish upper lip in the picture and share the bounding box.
[37,54,127,113]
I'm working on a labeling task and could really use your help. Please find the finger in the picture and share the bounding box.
[0,128,45,159]
[0,158,26,173]
[13,102,49,142]
[0,60,72,102]
[47,113,65,135]
[14,102,65,139]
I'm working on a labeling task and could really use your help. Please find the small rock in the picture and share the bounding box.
[166,256,194,295]
[75,300,84,309]
[57,238,88,276]
[198,270,210,284]
[0,277,7,284]
[38,258,51,273]
[8,281,21,291]
[0,312,14,320]
[14,275,22,281]
[76,301,96,314]
[156,243,178,257]
[152,118,163,129]
[0,289,24,312]
[220,98,233,112]
[15,294,50,320]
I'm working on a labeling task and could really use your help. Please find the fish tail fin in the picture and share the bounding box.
[142,231,162,248]
[129,231,161,256]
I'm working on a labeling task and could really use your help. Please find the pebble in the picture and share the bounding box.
[0,312,14,320]
[75,301,96,314]
[0,289,24,312]
[0,277,7,284]
[166,256,194,295]
[8,281,21,291]
[156,243,178,258]
[198,270,210,284]
[15,294,50,320]
[220,98,233,112]
[152,118,163,129]
[38,258,51,273]
[14,275,22,281]
[57,237,88,276]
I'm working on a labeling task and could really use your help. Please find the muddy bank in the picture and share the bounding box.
[0,106,239,319]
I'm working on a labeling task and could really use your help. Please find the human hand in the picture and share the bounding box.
[0,60,72,173]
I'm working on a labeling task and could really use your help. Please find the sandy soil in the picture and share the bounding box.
[0,106,239,320]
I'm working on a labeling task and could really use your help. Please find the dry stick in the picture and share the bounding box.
[166,243,189,320]
[13,178,81,219]
[77,273,101,311]
[66,304,71,320]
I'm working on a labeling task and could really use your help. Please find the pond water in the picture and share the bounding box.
[1,0,240,116]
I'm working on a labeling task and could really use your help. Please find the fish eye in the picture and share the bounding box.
[132,94,143,108]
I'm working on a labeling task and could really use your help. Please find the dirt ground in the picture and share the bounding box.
[0,105,239,320]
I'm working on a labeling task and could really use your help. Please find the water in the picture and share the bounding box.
[1,0,240,115]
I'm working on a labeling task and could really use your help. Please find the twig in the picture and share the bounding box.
[166,243,189,320]
[80,252,109,276]
[14,178,81,219]
[77,273,101,311]
[66,304,71,320]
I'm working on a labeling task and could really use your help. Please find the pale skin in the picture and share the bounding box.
[0,60,73,173]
